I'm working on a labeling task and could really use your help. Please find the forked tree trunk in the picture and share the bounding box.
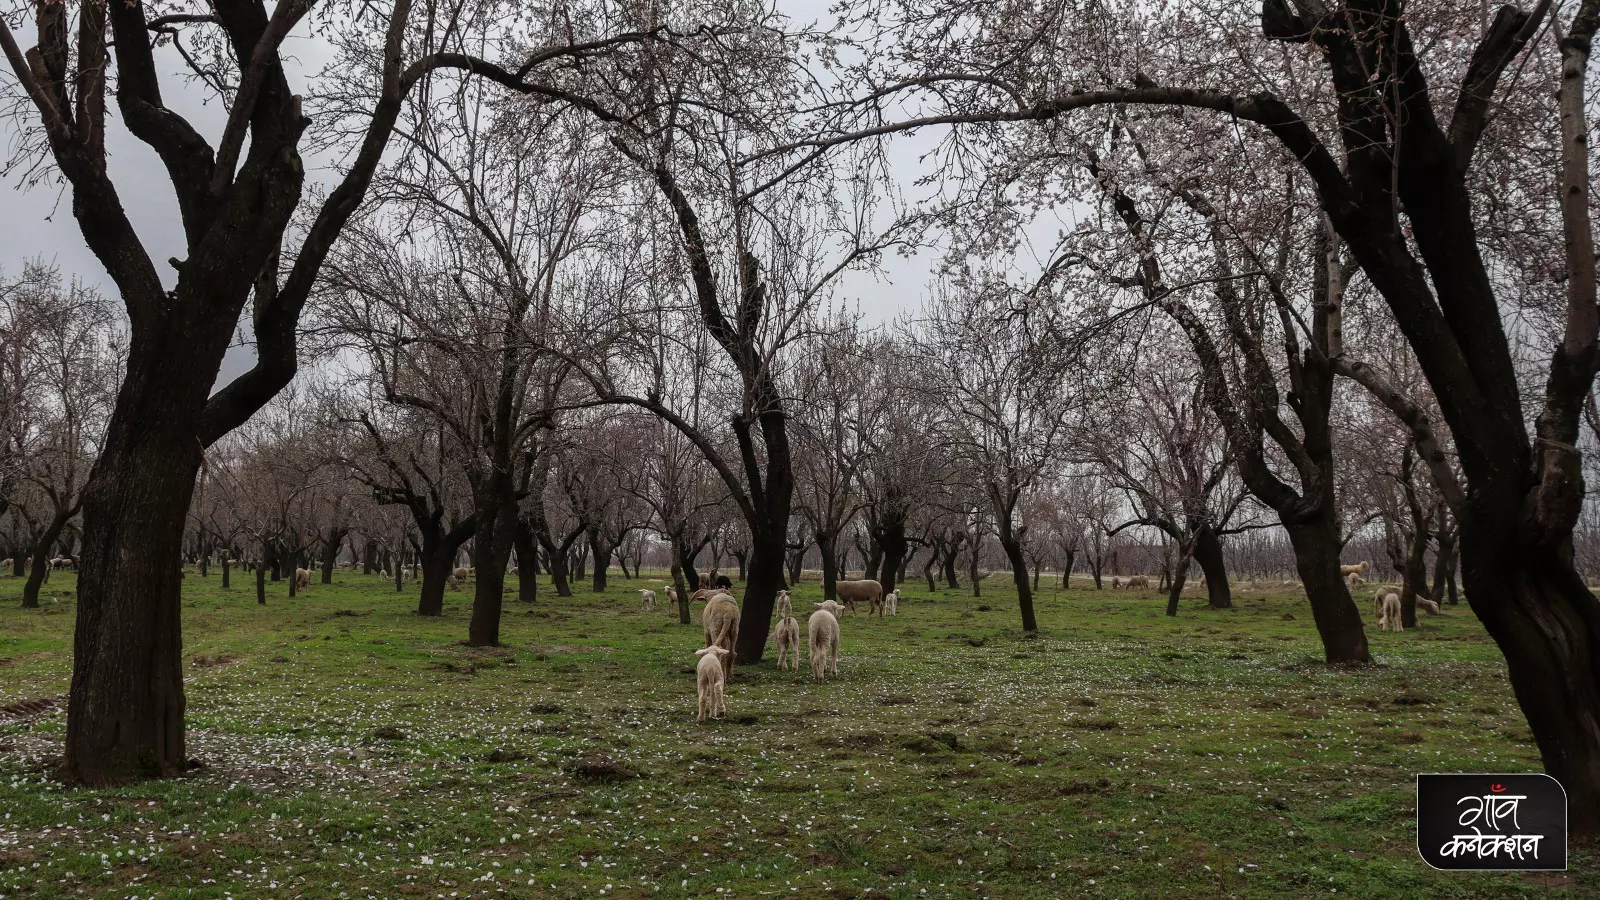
[1192,523,1231,608]
[1165,554,1193,617]
[588,528,611,592]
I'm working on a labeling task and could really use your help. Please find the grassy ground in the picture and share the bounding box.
[0,568,1593,899]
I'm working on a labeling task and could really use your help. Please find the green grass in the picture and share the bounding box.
[0,569,1593,898]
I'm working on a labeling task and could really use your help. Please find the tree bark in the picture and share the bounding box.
[588,527,611,592]
[22,508,71,608]
[1193,523,1232,608]
[995,524,1035,631]
[1284,513,1371,664]
[255,558,265,606]
[417,517,475,617]
[363,538,377,575]
[876,514,909,596]
[514,518,538,604]
[816,530,840,603]
[468,476,516,647]
[669,559,690,625]
[220,551,230,589]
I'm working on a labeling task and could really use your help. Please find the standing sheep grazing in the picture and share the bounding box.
[884,589,900,616]
[1110,576,1123,589]
[1345,571,1365,589]
[665,585,679,607]
[294,567,311,590]
[694,647,731,722]
[701,593,741,677]
[453,566,473,582]
[771,616,800,671]
[834,579,882,615]
[807,600,845,682]
[1125,574,1150,589]
[1340,561,1370,577]
[640,589,657,611]
[1377,591,1403,632]
[698,572,711,590]
[774,589,792,619]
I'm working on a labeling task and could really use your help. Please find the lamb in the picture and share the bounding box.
[774,589,792,618]
[771,616,800,671]
[665,585,679,607]
[294,567,311,589]
[1346,572,1365,588]
[0,558,10,572]
[807,600,844,682]
[701,593,741,677]
[640,589,657,611]
[1111,576,1123,589]
[1340,561,1370,577]
[834,579,882,614]
[883,589,900,616]
[694,647,731,722]
[1377,590,1403,632]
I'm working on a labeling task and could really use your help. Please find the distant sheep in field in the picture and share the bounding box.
[698,572,711,590]
[453,566,473,582]
[1340,561,1370,577]
[808,600,844,682]
[1111,576,1123,589]
[771,616,800,671]
[775,589,792,618]
[1346,572,1365,588]
[883,589,900,616]
[714,574,733,590]
[694,647,731,722]
[294,568,311,589]
[834,579,882,614]
[640,589,657,611]
[1377,591,1402,632]
[51,556,74,570]
[701,593,741,677]
[0,558,11,572]
[1124,575,1149,589]
[665,585,679,607]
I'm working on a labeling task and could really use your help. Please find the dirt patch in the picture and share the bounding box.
[569,752,639,782]
[0,696,59,722]
[191,653,241,669]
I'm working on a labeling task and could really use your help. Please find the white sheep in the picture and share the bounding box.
[1125,574,1150,589]
[640,588,657,611]
[1340,561,1370,577]
[884,589,900,616]
[1378,590,1403,632]
[808,600,844,682]
[452,566,473,582]
[771,616,800,671]
[694,647,731,722]
[775,589,792,618]
[294,567,311,589]
[1111,576,1123,589]
[665,584,679,607]
[1346,571,1365,588]
[1417,596,1441,615]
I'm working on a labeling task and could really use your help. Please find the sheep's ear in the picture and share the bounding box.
[694,647,714,656]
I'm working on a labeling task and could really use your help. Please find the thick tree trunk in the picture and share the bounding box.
[943,545,961,589]
[675,537,700,600]
[863,535,883,581]
[877,516,909,596]
[669,560,690,625]
[320,528,344,585]
[923,551,938,591]
[817,531,840,603]
[468,481,517,647]
[733,528,788,663]
[733,548,747,580]
[66,428,202,783]
[255,559,266,605]
[514,518,538,604]
[1165,553,1192,617]
[1431,527,1456,605]
[363,539,377,575]
[220,552,230,589]
[198,539,209,578]
[546,546,573,597]
[588,528,611,592]
[1283,515,1371,664]
[1193,523,1232,609]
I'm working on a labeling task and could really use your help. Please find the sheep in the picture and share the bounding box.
[453,566,473,582]
[1125,574,1150,589]
[1417,596,1441,615]
[834,579,882,615]
[50,557,73,571]
[1340,561,1370,577]
[694,647,731,722]
[640,588,657,611]
[1346,571,1365,589]
[807,601,844,682]
[1111,576,1123,589]
[1377,590,1403,632]
[665,585,679,607]
[774,589,792,618]
[714,574,733,590]
[294,567,311,590]
[0,558,10,572]
[771,616,800,671]
[698,572,711,590]
[701,593,741,677]
[883,588,900,616]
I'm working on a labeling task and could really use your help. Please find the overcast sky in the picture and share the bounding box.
[0,2,1052,387]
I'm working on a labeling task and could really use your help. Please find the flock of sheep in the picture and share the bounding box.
[664,575,902,723]
[1339,561,1442,632]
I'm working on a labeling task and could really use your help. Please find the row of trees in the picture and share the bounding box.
[4,0,1599,833]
